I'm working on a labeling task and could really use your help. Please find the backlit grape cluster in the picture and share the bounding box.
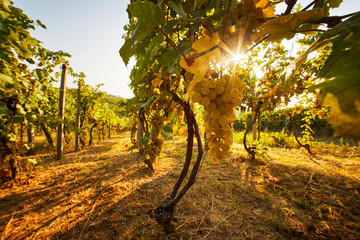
[189,74,246,163]
[224,1,264,53]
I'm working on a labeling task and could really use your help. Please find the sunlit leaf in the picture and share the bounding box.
[285,13,360,139]
[252,8,324,42]
[323,93,360,140]
[127,0,164,38]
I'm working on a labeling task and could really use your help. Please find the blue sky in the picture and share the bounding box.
[12,0,134,98]
[12,0,360,99]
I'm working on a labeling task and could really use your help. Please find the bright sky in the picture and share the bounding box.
[12,0,360,99]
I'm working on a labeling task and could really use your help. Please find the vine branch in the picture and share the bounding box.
[243,100,262,160]
[289,114,313,155]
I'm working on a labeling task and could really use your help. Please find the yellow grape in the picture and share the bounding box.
[201,86,209,95]
[201,79,210,88]
[219,115,229,126]
[222,93,232,103]
[193,82,202,93]
[191,92,202,103]
[215,85,225,95]
[216,151,225,160]
[230,88,240,98]
[232,96,242,105]
[221,143,230,152]
[211,157,220,164]
[210,109,220,119]
[208,79,217,88]
[200,96,210,106]
[208,90,217,100]
[218,77,227,86]
[224,135,233,145]
[222,124,231,132]
[206,102,217,112]
[225,103,234,112]
[211,118,220,128]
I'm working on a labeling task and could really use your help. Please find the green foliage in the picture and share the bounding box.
[285,13,360,139]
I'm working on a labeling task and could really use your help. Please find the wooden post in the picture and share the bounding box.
[75,82,81,151]
[257,112,261,141]
[20,122,23,149]
[57,64,67,160]
[108,111,111,138]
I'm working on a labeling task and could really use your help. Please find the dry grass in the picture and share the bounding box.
[0,132,359,239]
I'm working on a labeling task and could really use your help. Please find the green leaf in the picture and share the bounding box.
[161,124,173,139]
[0,73,14,84]
[168,1,189,20]
[290,13,360,139]
[0,0,11,11]
[327,0,343,8]
[252,8,324,42]
[140,94,157,108]
[36,19,46,29]
[127,0,164,36]
[119,38,135,66]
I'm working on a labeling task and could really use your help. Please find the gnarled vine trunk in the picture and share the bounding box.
[153,89,203,233]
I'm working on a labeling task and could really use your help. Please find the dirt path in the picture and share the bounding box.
[0,132,359,239]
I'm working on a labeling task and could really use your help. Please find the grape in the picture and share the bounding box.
[200,96,210,106]
[187,71,246,163]
[210,109,220,119]
[222,93,232,103]
[221,143,230,152]
[219,115,229,126]
[208,90,217,100]
[193,82,202,93]
[215,85,225,95]
[230,88,240,97]
[191,92,202,103]
[208,79,217,88]
[206,102,217,112]
[201,86,210,95]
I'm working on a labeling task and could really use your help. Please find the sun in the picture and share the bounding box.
[232,53,243,62]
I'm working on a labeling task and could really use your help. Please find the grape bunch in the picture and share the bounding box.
[189,73,246,163]
[223,1,264,53]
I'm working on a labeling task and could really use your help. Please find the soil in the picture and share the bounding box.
[0,132,359,240]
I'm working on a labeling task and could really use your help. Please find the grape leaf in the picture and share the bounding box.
[323,93,360,140]
[168,1,189,20]
[119,38,135,66]
[286,13,360,139]
[180,33,220,79]
[328,0,343,8]
[252,8,324,42]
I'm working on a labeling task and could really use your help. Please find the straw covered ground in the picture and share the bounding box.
[0,132,359,239]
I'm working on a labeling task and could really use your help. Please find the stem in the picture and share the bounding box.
[158,27,188,60]
[192,44,220,59]
[243,102,262,159]
[301,0,320,12]
[222,0,232,39]
[289,114,313,155]
[295,29,325,33]
[169,91,193,199]
[283,0,297,16]
[246,35,270,53]
[173,111,203,205]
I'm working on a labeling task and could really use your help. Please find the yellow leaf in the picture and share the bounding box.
[180,33,220,79]
[255,0,270,8]
[324,93,360,140]
[252,8,324,42]
[262,6,276,18]
[192,32,219,52]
